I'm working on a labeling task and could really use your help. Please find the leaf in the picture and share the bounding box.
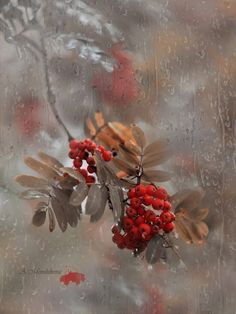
[143,170,172,182]
[112,158,137,176]
[145,235,165,264]
[124,141,141,156]
[85,184,103,215]
[35,202,49,211]
[108,122,135,144]
[109,185,124,222]
[94,111,105,128]
[142,150,171,168]
[15,175,49,189]
[174,188,205,213]
[90,187,108,222]
[131,124,146,149]
[20,189,49,200]
[143,139,168,156]
[69,183,89,206]
[189,207,209,221]
[24,156,61,182]
[94,152,107,184]
[119,145,140,165]
[86,118,97,136]
[38,151,64,170]
[50,197,67,232]
[59,176,78,190]
[32,210,46,227]
[48,207,56,232]
[60,167,85,182]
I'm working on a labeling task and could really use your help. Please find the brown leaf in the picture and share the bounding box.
[108,122,136,144]
[60,167,85,182]
[143,170,172,182]
[90,186,108,222]
[143,139,168,156]
[145,235,165,264]
[24,156,61,182]
[50,197,67,232]
[94,152,107,184]
[109,185,124,222]
[32,210,46,227]
[131,124,146,149]
[174,188,205,213]
[142,149,171,168]
[85,184,103,215]
[69,183,89,206]
[119,145,140,165]
[15,175,49,189]
[48,207,56,232]
[189,207,209,221]
[20,189,50,200]
[112,158,137,176]
[124,141,141,156]
[38,151,64,170]
[94,111,105,128]
[86,118,97,136]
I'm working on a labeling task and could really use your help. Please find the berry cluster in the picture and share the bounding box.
[112,184,175,252]
[68,138,113,184]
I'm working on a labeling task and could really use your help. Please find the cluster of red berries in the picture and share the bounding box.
[112,184,175,252]
[68,138,113,184]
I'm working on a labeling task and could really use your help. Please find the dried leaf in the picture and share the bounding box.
[86,118,97,136]
[109,185,124,222]
[35,202,49,211]
[108,122,135,144]
[48,207,56,232]
[15,175,49,189]
[60,167,85,182]
[94,111,105,128]
[174,188,205,213]
[189,207,209,221]
[124,141,141,156]
[24,156,61,182]
[32,210,46,227]
[50,197,67,232]
[131,124,146,149]
[85,184,103,215]
[69,183,89,206]
[94,153,107,184]
[90,186,108,222]
[119,145,140,165]
[38,151,64,170]
[59,176,78,190]
[112,158,137,176]
[20,189,49,200]
[143,139,168,156]
[142,149,171,168]
[145,235,165,264]
[198,222,209,237]
[143,170,172,182]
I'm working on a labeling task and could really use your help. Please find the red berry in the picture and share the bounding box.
[152,198,164,210]
[102,151,112,162]
[155,187,168,200]
[163,222,175,233]
[135,184,146,197]
[78,142,86,150]
[152,225,160,234]
[97,145,105,153]
[87,165,96,173]
[111,225,120,234]
[78,151,86,160]
[87,157,95,166]
[79,169,88,178]
[130,198,142,208]
[129,226,140,240]
[153,216,162,226]
[126,207,137,217]
[163,201,172,210]
[145,210,156,223]
[128,188,136,199]
[69,139,80,149]
[160,211,175,223]
[146,185,157,196]
[137,206,146,216]
[122,217,134,231]
[135,216,145,226]
[143,195,153,206]
[73,158,82,168]
[68,150,78,159]
[142,233,153,241]
[139,223,151,235]
[86,176,96,184]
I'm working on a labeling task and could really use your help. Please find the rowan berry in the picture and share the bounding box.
[111,225,120,234]
[145,210,156,223]
[126,207,137,217]
[137,206,146,216]
[127,188,136,199]
[143,195,153,206]
[155,187,168,200]
[163,222,175,233]
[163,200,172,210]
[69,139,80,150]
[122,217,134,231]
[134,216,145,226]
[86,176,96,184]
[78,142,86,150]
[79,169,88,178]
[130,198,142,208]
[152,198,164,210]
[87,157,95,166]
[160,211,175,223]
[135,184,146,197]
[73,158,82,168]
[146,185,157,196]
[68,150,78,159]
[102,151,112,161]
[139,223,151,236]
[87,166,96,174]
[129,226,140,240]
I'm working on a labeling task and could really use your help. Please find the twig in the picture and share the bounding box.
[40,34,74,142]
